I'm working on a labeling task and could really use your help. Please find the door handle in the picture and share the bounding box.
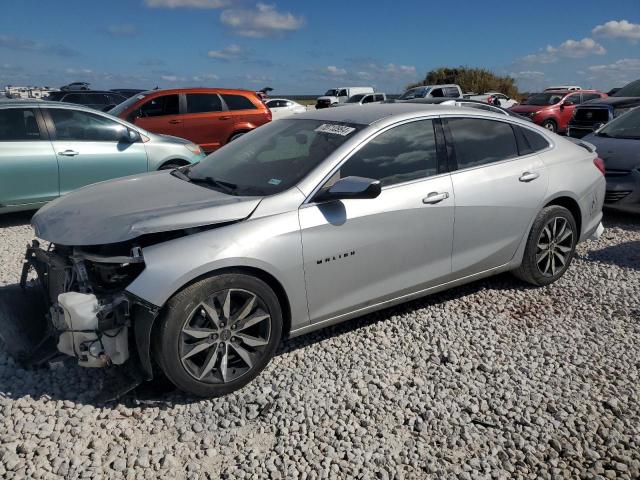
[519,171,540,182]
[58,150,79,156]
[422,192,449,204]
[219,116,231,120]
[168,119,183,124]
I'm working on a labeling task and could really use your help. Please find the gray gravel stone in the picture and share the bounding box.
[0,211,639,479]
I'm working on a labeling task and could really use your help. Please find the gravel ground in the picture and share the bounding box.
[0,210,639,479]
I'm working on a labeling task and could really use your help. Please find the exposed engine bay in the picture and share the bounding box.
[19,238,160,401]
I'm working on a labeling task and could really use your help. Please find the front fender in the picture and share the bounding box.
[125,210,309,327]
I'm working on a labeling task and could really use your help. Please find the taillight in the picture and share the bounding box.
[265,108,272,121]
[593,157,605,175]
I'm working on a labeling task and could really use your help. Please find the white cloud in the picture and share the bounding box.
[64,68,93,75]
[593,20,640,42]
[105,24,137,37]
[586,58,640,86]
[161,75,187,82]
[207,44,245,60]
[220,3,304,38]
[384,63,417,75]
[325,65,347,76]
[192,73,219,82]
[145,0,228,8]
[588,58,640,73]
[512,70,545,80]
[522,37,606,63]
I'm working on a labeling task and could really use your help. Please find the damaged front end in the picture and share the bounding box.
[20,239,160,401]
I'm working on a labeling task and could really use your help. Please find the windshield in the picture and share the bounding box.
[186,119,364,196]
[613,79,640,98]
[399,86,431,100]
[598,107,640,139]
[324,89,339,97]
[522,92,564,106]
[108,93,147,116]
[347,94,365,103]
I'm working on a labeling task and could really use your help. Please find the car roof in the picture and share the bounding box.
[138,87,258,96]
[294,102,519,126]
[0,99,112,111]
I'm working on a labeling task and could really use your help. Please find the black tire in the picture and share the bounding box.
[154,273,282,397]
[541,119,557,133]
[513,205,578,286]
[159,162,183,170]
[228,132,246,142]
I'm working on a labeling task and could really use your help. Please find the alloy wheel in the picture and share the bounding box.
[179,288,272,384]
[535,216,574,277]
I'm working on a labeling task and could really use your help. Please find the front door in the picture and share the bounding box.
[0,107,59,206]
[443,116,549,276]
[299,119,454,323]
[132,93,184,139]
[45,108,148,195]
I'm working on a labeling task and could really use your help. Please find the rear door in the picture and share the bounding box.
[183,92,227,152]
[45,108,148,195]
[131,93,184,138]
[0,107,59,206]
[443,116,549,276]
[221,93,262,143]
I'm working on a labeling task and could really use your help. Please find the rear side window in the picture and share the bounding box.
[221,94,257,111]
[447,118,518,169]
[444,87,460,98]
[430,88,445,98]
[362,95,374,104]
[339,120,438,187]
[582,93,601,102]
[187,93,223,114]
[521,127,550,152]
[139,94,179,117]
[374,94,384,101]
[0,108,42,141]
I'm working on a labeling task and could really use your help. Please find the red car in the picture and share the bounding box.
[109,88,271,152]
[510,89,607,133]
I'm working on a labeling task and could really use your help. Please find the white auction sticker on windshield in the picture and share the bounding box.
[315,124,356,136]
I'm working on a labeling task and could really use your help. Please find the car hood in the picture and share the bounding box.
[583,133,640,170]
[580,97,639,108]
[32,171,262,246]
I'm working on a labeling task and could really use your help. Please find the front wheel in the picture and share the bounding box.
[513,206,577,286]
[154,273,282,397]
[541,119,557,133]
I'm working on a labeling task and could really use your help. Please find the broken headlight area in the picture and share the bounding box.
[20,240,152,391]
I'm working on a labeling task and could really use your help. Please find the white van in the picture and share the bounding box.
[316,86,374,109]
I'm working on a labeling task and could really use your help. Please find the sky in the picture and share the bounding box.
[0,0,639,95]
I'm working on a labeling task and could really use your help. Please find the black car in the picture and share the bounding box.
[45,90,127,112]
[583,107,640,213]
[110,89,146,99]
[568,79,640,139]
[394,97,533,122]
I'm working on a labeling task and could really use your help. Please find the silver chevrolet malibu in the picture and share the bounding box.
[20,103,605,399]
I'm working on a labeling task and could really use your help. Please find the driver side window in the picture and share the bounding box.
[139,94,180,117]
[335,120,438,187]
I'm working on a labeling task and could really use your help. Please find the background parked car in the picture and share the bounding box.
[109,88,271,153]
[510,89,607,133]
[60,82,91,91]
[568,79,640,139]
[466,91,518,108]
[402,97,532,121]
[544,85,581,91]
[397,84,462,100]
[0,100,204,214]
[110,88,147,99]
[332,93,386,106]
[582,107,640,213]
[46,90,127,112]
[315,86,374,109]
[265,98,307,119]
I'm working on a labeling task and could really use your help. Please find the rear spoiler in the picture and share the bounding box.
[565,137,596,153]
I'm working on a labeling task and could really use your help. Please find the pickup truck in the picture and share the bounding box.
[315,87,374,109]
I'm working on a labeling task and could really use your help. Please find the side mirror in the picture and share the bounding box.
[314,176,381,203]
[119,128,140,143]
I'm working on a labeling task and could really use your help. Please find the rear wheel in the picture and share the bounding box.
[154,273,282,397]
[513,206,577,286]
[159,162,184,170]
[228,132,247,142]
[541,119,557,133]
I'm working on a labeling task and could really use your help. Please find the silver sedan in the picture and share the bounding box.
[22,103,605,399]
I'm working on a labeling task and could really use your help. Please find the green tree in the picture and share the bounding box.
[407,66,519,98]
